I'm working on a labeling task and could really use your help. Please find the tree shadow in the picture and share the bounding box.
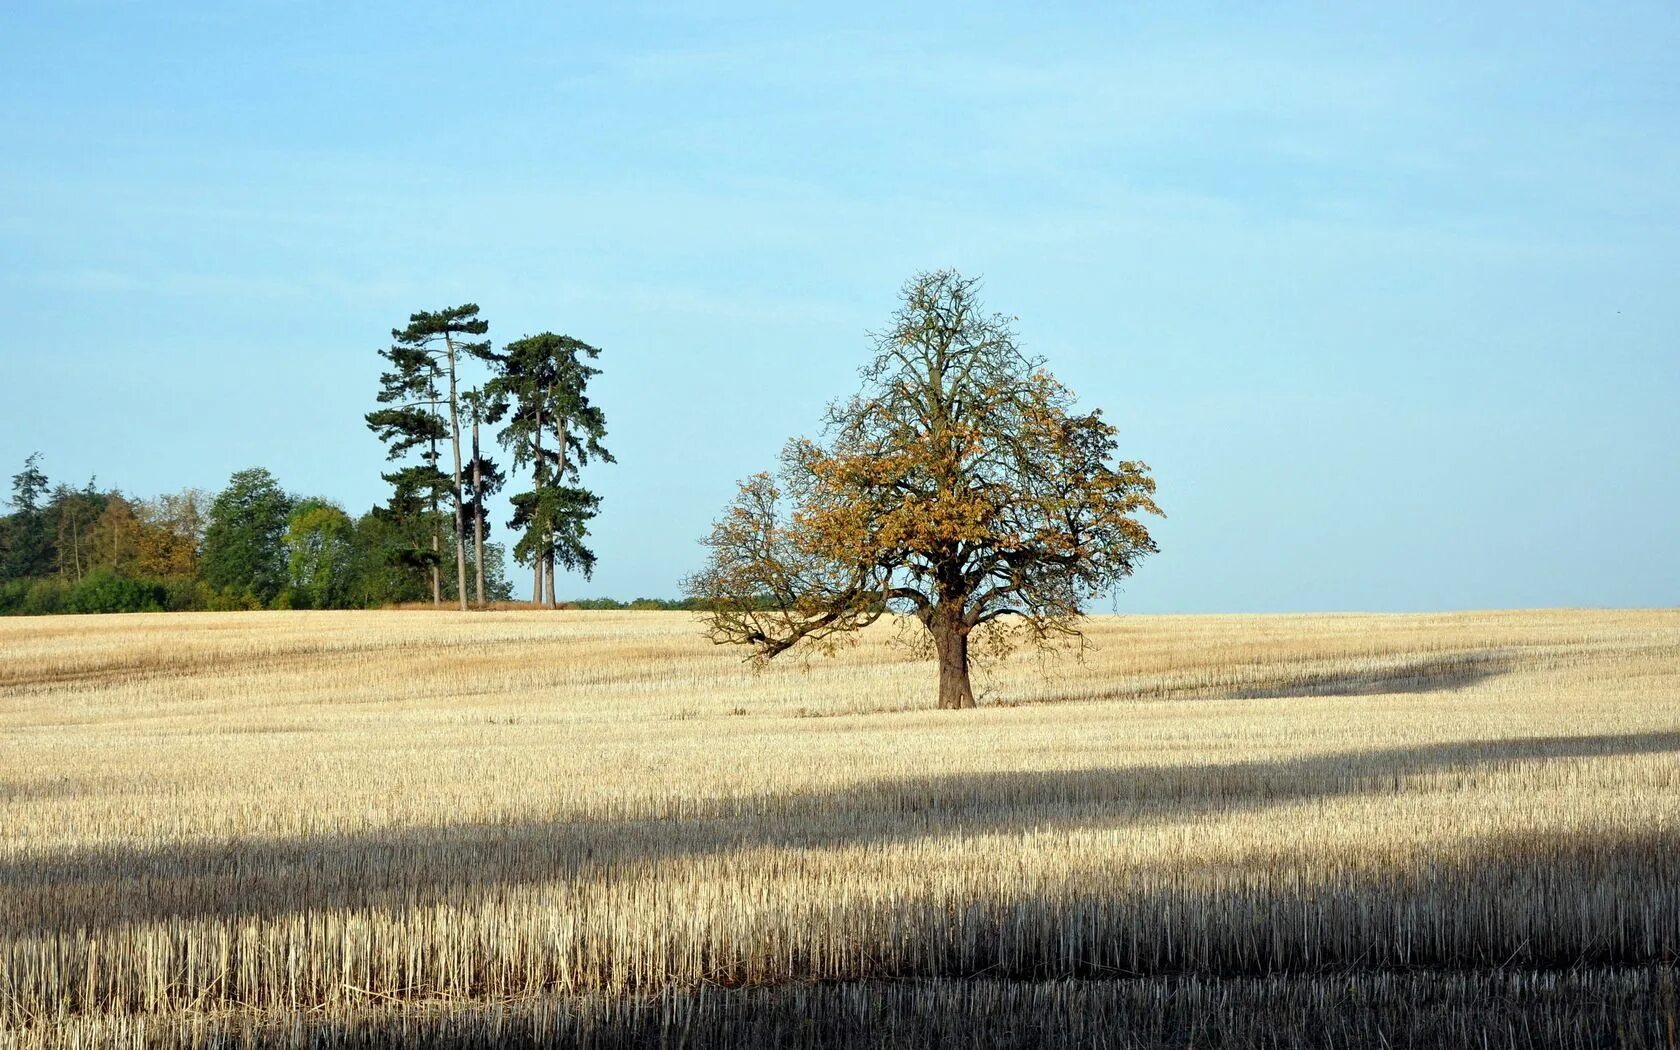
[1231,653,1516,699]
[3,729,1676,939]
[1075,649,1523,705]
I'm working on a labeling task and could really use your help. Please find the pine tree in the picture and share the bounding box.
[481,333,612,607]
[460,388,506,607]
[387,305,491,612]
[3,454,54,581]
[366,330,451,604]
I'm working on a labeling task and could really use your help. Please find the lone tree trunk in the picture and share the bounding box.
[932,612,976,710]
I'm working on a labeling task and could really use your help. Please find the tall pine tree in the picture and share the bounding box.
[460,387,506,606]
[385,305,491,612]
[3,454,53,581]
[481,333,612,607]
[366,336,450,605]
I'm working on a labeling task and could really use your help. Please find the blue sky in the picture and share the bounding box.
[2,2,1675,611]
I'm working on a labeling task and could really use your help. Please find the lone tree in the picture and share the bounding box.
[686,270,1161,709]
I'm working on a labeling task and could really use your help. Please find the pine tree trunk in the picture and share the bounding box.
[933,614,976,710]
[471,418,485,607]
[531,401,544,605]
[443,333,468,613]
[429,428,441,607]
[547,415,565,610]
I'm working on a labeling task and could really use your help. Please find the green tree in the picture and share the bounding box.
[686,271,1161,710]
[507,484,601,601]
[366,328,451,605]
[347,508,430,608]
[201,468,294,606]
[483,333,613,607]
[383,305,491,612]
[3,453,54,581]
[284,499,356,609]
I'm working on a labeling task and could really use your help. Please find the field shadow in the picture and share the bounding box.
[13,822,1680,1026]
[79,966,1680,1050]
[1231,653,1515,699]
[1078,649,1524,705]
[4,729,1677,938]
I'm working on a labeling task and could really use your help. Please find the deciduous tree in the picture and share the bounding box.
[284,499,356,609]
[47,481,106,583]
[89,494,144,577]
[686,270,1161,709]
[201,467,294,605]
[135,489,208,579]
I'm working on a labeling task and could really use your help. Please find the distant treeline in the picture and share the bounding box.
[0,456,518,615]
[1,302,627,617]
[0,456,708,617]
[566,597,712,611]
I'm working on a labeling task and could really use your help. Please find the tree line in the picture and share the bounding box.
[0,459,512,614]
[0,304,632,615]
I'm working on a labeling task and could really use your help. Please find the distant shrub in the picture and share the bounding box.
[205,587,264,612]
[0,580,29,614]
[0,573,190,615]
[19,578,70,615]
[65,570,167,614]
[162,578,211,612]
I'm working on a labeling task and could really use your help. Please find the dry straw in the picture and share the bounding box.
[2,609,1677,1046]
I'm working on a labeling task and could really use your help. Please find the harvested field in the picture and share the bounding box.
[2,609,1677,1047]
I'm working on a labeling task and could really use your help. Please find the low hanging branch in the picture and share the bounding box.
[686,269,1162,710]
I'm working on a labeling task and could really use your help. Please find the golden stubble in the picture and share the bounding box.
[1,608,1677,1042]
